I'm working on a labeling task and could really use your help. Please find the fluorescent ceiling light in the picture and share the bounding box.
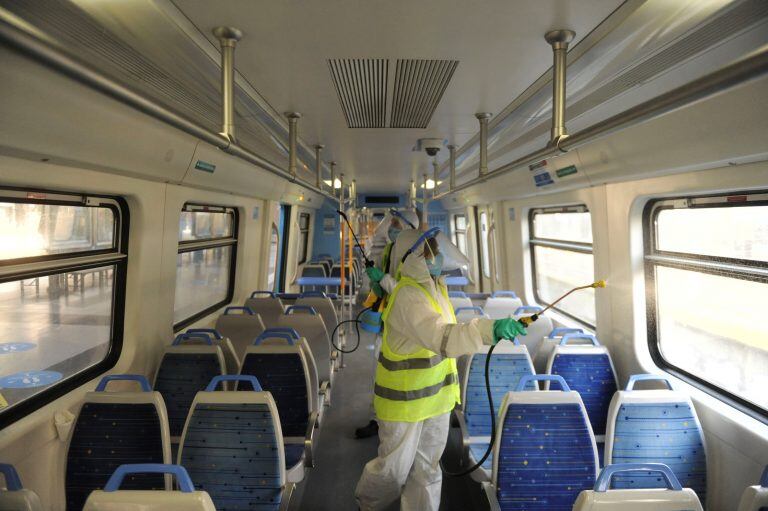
[420,179,442,190]
[323,179,342,189]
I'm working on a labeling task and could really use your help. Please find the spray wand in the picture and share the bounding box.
[336,210,374,268]
[519,280,606,327]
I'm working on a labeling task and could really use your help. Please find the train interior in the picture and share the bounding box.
[0,0,767,510]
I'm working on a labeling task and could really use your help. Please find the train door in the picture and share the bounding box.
[275,204,291,292]
[475,205,493,293]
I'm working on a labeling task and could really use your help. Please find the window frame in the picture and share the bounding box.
[452,213,467,255]
[529,204,595,328]
[643,192,768,423]
[173,203,238,331]
[0,187,129,430]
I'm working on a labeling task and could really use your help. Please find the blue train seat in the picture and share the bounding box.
[546,333,618,446]
[573,463,703,510]
[65,375,170,511]
[243,291,285,329]
[0,463,42,511]
[604,374,707,504]
[238,339,320,483]
[738,465,768,511]
[513,305,553,357]
[178,376,297,511]
[277,306,334,393]
[215,305,267,360]
[183,328,240,375]
[533,327,585,373]
[83,464,216,511]
[482,291,523,320]
[152,333,226,439]
[483,374,599,511]
[456,339,536,482]
[296,292,339,340]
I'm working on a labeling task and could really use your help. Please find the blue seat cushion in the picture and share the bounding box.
[550,352,616,436]
[464,353,535,437]
[181,402,282,511]
[496,403,596,511]
[240,353,309,437]
[610,402,706,503]
[154,352,223,436]
[66,402,164,511]
[283,443,304,469]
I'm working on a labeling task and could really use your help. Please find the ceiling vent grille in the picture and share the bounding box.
[327,59,388,128]
[390,59,458,128]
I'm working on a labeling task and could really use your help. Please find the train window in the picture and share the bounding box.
[645,193,768,417]
[452,214,467,255]
[267,224,279,291]
[173,204,238,329]
[479,212,490,278]
[0,189,127,426]
[529,206,595,326]
[298,212,310,264]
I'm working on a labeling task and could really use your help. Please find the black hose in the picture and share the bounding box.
[330,306,371,354]
[441,341,499,477]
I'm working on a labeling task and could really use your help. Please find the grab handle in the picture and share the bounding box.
[262,328,300,340]
[448,291,468,298]
[491,290,518,298]
[172,333,213,346]
[96,374,151,392]
[626,374,674,391]
[454,306,485,316]
[547,327,584,339]
[515,374,570,392]
[0,464,22,491]
[206,375,262,392]
[186,328,223,340]
[104,464,194,493]
[594,463,682,492]
[253,332,295,346]
[285,305,317,315]
[250,291,276,298]
[224,306,254,315]
[514,306,543,315]
[560,333,600,346]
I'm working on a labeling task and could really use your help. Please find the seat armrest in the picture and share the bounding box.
[278,482,296,511]
[481,482,500,511]
[304,411,319,467]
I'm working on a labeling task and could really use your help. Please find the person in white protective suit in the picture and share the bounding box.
[355,230,527,511]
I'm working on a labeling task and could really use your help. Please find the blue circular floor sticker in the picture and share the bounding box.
[0,371,63,388]
[0,342,37,354]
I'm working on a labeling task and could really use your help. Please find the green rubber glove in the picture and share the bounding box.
[372,282,384,298]
[366,266,385,283]
[492,318,528,344]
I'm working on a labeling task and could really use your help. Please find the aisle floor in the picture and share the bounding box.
[295,324,489,510]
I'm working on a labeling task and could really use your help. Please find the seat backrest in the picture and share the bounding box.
[604,374,707,504]
[546,333,618,438]
[239,342,312,439]
[296,295,339,339]
[152,335,226,438]
[66,375,170,511]
[513,306,553,356]
[533,327,585,373]
[83,464,216,511]
[573,463,704,511]
[214,306,267,359]
[461,340,535,439]
[0,464,42,511]
[184,328,240,375]
[243,292,285,329]
[493,374,599,510]
[483,291,524,320]
[449,296,473,312]
[277,307,331,385]
[455,306,490,322]
[178,376,286,511]
[738,465,768,511]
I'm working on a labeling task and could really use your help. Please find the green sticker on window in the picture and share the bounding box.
[194,160,216,173]
[556,165,578,178]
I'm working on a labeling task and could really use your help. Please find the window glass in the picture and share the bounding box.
[646,195,768,416]
[178,210,233,241]
[480,212,490,278]
[173,246,232,325]
[656,206,768,261]
[0,192,125,423]
[534,246,596,325]
[532,211,592,243]
[530,206,595,326]
[455,215,467,231]
[267,226,279,292]
[0,203,115,260]
[453,214,468,256]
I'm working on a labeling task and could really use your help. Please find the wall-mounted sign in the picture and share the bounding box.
[529,159,548,172]
[323,215,336,234]
[194,160,216,173]
[533,171,554,187]
[555,165,578,178]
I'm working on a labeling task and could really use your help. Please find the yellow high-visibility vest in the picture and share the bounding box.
[373,276,460,422]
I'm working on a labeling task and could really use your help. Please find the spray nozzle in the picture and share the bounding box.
[592,280,607,288]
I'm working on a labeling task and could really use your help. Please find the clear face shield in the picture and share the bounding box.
[391,227,470,279]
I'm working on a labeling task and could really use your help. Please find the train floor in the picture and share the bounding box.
[294,315,489,511]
